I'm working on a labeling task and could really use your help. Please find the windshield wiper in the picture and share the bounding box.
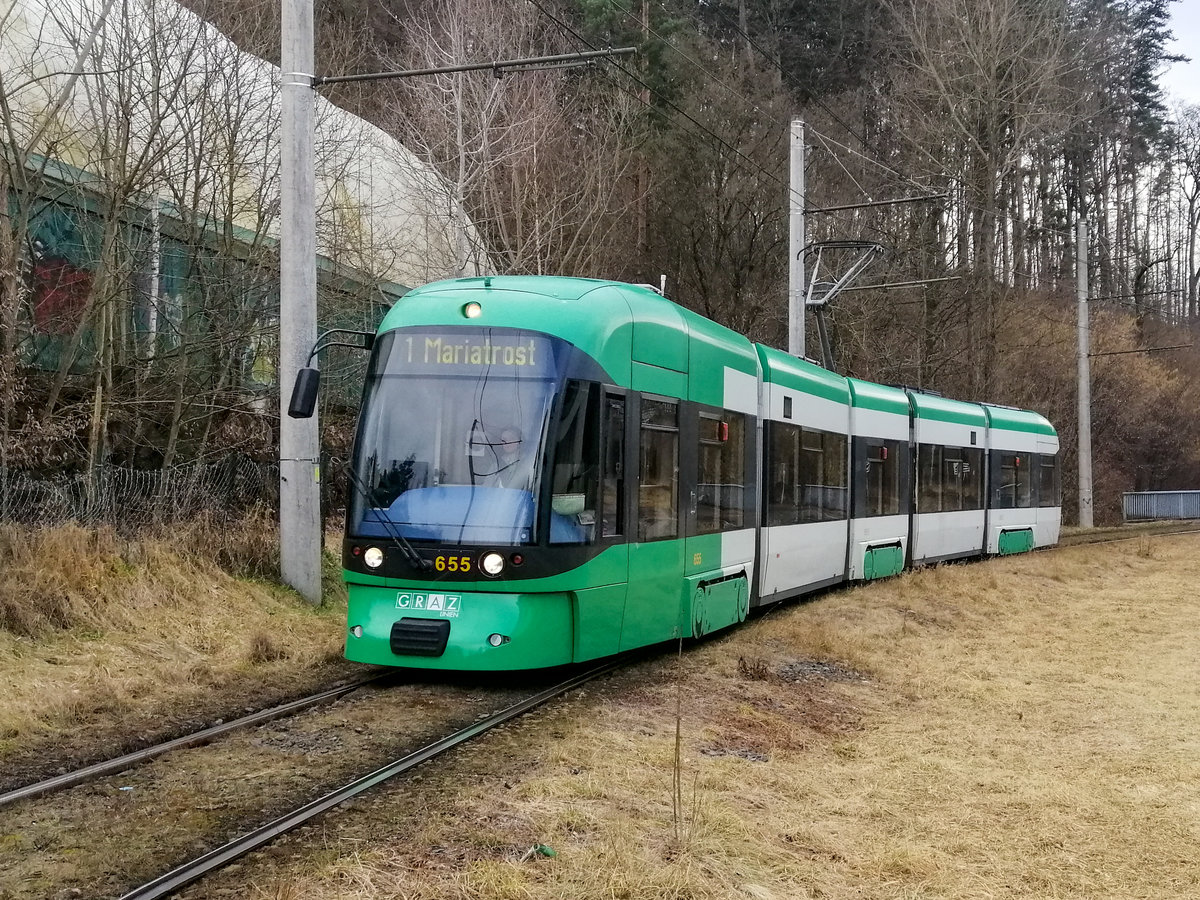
[341,462,432,572]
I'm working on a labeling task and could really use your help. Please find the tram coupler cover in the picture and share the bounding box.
[390,617,451,657]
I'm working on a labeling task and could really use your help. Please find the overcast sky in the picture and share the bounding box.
[1162,0,1200,111]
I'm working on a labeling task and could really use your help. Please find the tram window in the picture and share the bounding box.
[918,444,942,513]
[1037,453,1059,508]
[767,421,799,526]
[943,447,965,511]
[638,399,679,541]
[696,411,746,534]
[960,447,984,509]
[994,454,1012,508]
[861,439,903,517]
[1012,454,1031,508]
[994,452,1032,509]
[809,430,847,520]
[549,381,600,544]
[932,445,984,512]
[799,428,824,515]
[602,394,626,536]
[766,422,847,525]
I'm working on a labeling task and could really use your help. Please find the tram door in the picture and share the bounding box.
[622,395,686,651]
[573,389,629,661]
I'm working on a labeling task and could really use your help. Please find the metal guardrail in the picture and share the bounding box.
[1123,491,1200,521]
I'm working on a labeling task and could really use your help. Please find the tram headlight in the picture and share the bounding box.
[463,301,482,318]
[488,633,510,647]
[363,547,384,569]
[480,551,505,576]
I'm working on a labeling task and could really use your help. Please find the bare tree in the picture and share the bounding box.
[382,0,640,277]
[643,56,791,342]
[885,0,1080,392]
[0,0,120,498]
[1174,106,1200,324]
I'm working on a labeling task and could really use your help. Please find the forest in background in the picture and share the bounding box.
[5,0,1200,524]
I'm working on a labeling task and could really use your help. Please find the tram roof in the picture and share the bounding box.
[907,391,987,427]
[387,276,759,399]
[392,275,758,357]
[755,345,850,403]
[401,275,613,301]
[846,378,910,415]
[982,404,1057,437]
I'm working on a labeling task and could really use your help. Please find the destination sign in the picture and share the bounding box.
[407,334,539,367]
[383,329,557,376]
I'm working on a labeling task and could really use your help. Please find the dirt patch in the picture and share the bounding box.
[776,658,870,684]
[700,745,770,762]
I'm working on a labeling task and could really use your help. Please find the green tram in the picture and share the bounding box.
[296,275,1060,671]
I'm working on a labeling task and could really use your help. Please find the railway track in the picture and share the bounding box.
[0,674,390,810]
[1,656,630,899]
[7,523,1178,815]
[0,670,545,896]
[119,659,621,900]
[1057,522,1200,547]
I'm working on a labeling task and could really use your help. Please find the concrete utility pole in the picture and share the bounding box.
[276,39,636,602]
[788,118,805,358]
[280,0,321,603]
[1077,216,1094,528]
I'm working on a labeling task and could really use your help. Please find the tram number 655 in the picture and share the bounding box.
[434,554,471,573]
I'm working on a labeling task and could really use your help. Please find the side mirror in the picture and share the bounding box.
[288,367,320,418]
[288,329,374,418]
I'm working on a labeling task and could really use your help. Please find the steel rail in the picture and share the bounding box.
[1058,526,1200,548]
[0,674,389,809]
[119,659,622,900]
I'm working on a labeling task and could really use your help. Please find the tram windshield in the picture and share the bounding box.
[348,326,578,545]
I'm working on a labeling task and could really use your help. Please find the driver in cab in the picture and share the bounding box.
[487,426,530,490]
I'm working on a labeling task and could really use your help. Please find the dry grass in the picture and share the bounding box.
[0,510,283,637]
[0,519,347,755]
[245,537,1200,899]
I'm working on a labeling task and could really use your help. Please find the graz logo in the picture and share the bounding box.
[396,591,461,618]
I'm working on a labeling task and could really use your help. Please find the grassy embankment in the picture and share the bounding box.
[241,533,1200,900]
[4,522,1198,897]
[0,516,350,764]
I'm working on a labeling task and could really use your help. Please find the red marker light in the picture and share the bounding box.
[510,553,525,566]
[880,446,889,461]
[1015,456,1021,467]
[351,546,363,556]
[718,422,729,442]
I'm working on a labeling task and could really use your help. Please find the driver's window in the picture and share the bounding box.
[549,381,600,544]
[602,393,625,537]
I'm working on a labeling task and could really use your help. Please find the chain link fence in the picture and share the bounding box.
[0,455,280,531]
[0,452,360,532]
